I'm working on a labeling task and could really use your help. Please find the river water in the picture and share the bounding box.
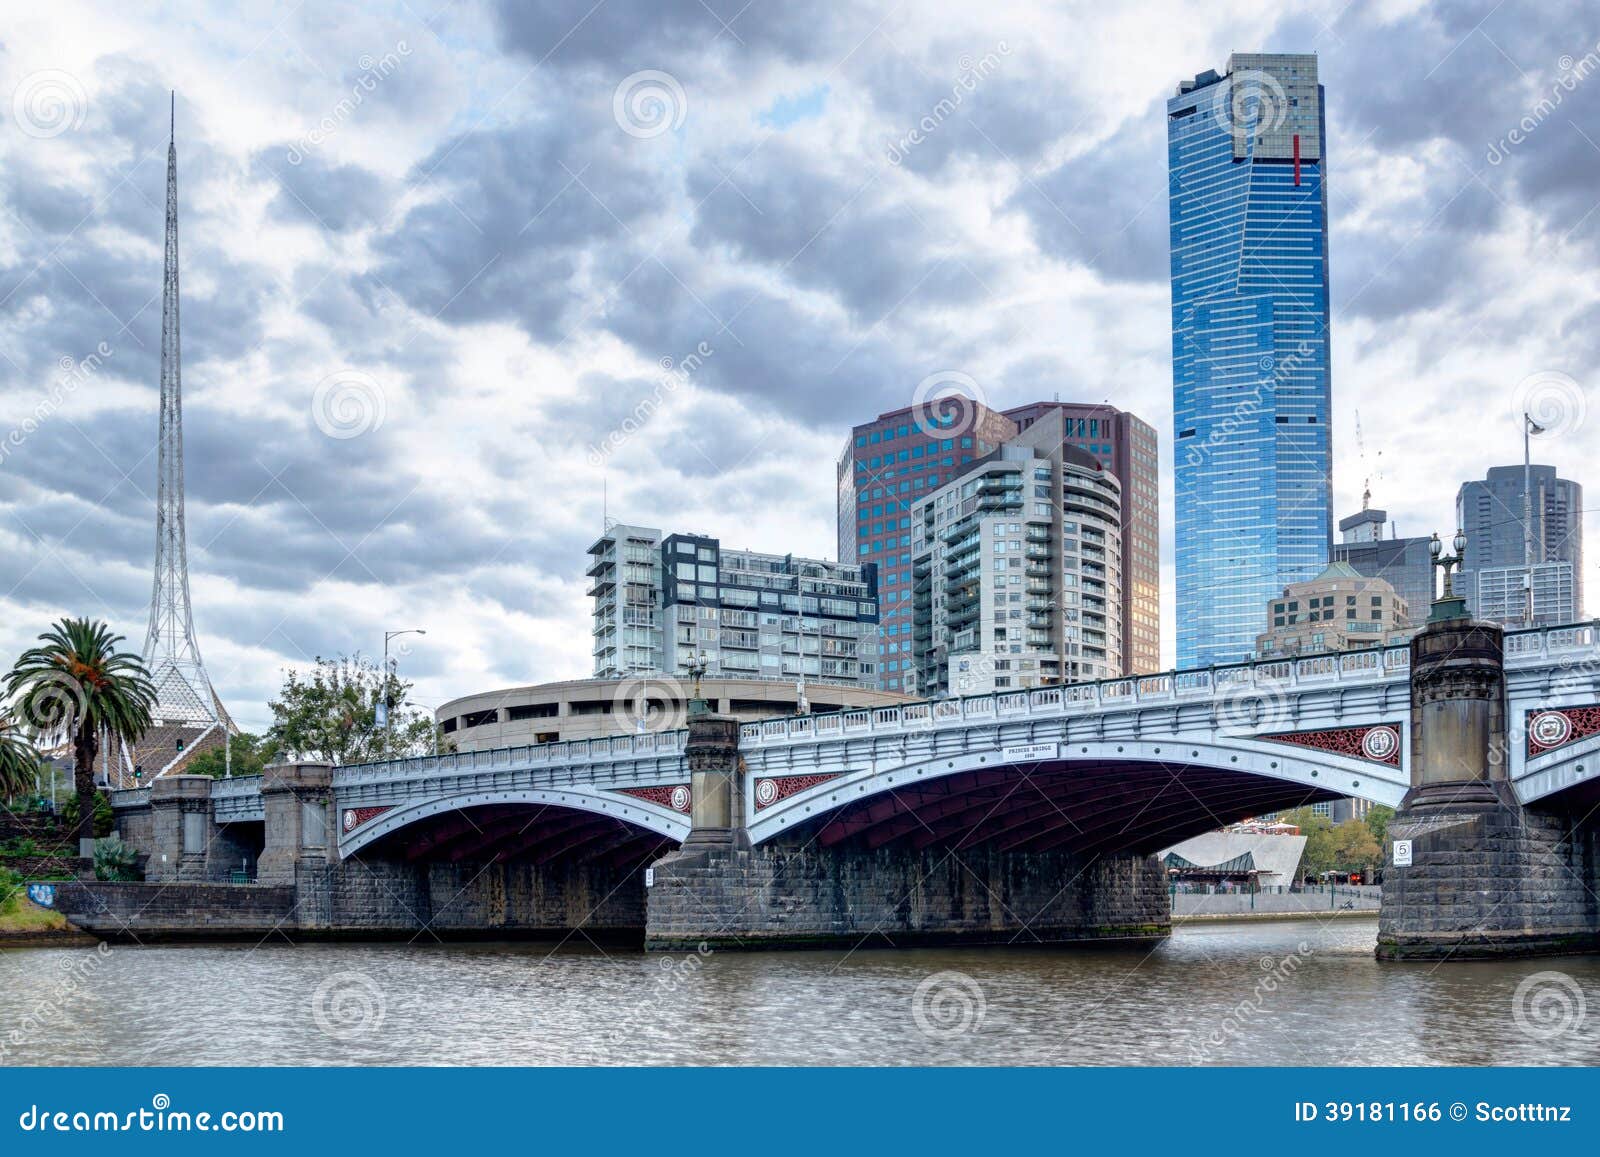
[3,919,1598,1065]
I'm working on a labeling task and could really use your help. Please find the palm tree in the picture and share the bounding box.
[6,618,157,844]
[0,711,40,800]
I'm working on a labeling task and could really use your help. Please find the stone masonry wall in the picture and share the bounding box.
[57,854,649,943]
[646,838,1171,950]
[53,882,297,941]
[1379,788,1600,960]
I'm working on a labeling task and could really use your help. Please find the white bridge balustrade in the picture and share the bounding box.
[101,623,1600,855]
[739,644,1415,749]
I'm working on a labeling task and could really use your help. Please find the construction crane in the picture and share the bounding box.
[1354,409,1383,512]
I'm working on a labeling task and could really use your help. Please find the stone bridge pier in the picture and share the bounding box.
[645,707,1170,951]
[1377,604,1600,960]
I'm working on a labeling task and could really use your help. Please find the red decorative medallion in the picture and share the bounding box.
[341,805,393,833]
[1527,706,1600,757]
[1260,723,1403,768]
[618,785,692,814]
[753,774,841,810]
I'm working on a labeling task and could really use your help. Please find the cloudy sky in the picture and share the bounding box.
[0,0,1596,731]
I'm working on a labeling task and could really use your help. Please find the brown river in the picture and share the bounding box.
[3,918,1598,1065]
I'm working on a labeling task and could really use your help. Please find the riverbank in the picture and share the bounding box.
[0,885,95,948]
[1172,909,1379,925]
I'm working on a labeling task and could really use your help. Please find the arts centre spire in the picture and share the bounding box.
[134,93,232,781]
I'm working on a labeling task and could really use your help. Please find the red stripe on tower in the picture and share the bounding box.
[1293,133,1300,186]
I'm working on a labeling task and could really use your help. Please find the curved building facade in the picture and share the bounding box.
[436,677,916,752]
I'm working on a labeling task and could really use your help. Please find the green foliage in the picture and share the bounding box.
[1364,804,1395,848]
[6,617,157,842]
[183,731,281,779]
[93,835,141,882]
[266,655,440,766]
[1282,806,1337,880]
[1332,818,1382,875]
[61,790,114,839]
[0,711,41,799]
[1283,805,1387,880]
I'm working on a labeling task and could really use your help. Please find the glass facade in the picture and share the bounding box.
[1168,53,1333,669]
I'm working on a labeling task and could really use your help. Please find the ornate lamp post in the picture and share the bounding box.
[685,650,710,717]
[1427,529,1468,622]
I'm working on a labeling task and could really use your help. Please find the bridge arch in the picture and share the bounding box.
[746,736,1408,854]
[338,786,689,864]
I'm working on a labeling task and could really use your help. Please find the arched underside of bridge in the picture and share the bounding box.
[357,802,680,873]
[779,759,1345,858]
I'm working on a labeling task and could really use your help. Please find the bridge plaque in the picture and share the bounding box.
[1002,743,1060,762]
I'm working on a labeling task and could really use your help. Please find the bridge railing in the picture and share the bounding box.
[738,642,1414,748]
[1505,622,1599,661]
[334,728,689,784]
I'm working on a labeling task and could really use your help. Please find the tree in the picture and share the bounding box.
[1281,806,1337,882]
[183,731,280,779]
[1364,804,1394,849]
[266,655,439,766]
[1333,818,1382,879]
[0,711,40,800]
[6,619,156,844]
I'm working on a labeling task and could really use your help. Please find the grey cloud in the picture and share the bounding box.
[257,152,392,233]
[491,0,849,70]
[371,119,667,336]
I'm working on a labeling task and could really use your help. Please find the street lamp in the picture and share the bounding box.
[1428,530,1468,622]
[1522,411,1546,627]
[383,628,427,762]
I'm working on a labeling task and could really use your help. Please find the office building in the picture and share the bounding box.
[910,441,1124,697]
[1333,507,1433,628]
[1456,465,1583,626]
[1470,562,1579,628]
[588,525,881,689]
[1254,561,1409,658]
[1168,53,1333,668]
[1004,402,1161,674]
[837,403,1016,691]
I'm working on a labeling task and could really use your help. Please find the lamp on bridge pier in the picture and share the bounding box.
[1427,529,1469,623]
[686,650,711,718]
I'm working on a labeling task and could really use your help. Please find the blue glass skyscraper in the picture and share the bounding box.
[1168,53,1333,669]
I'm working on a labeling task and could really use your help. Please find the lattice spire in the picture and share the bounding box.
[139,94,227,763]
